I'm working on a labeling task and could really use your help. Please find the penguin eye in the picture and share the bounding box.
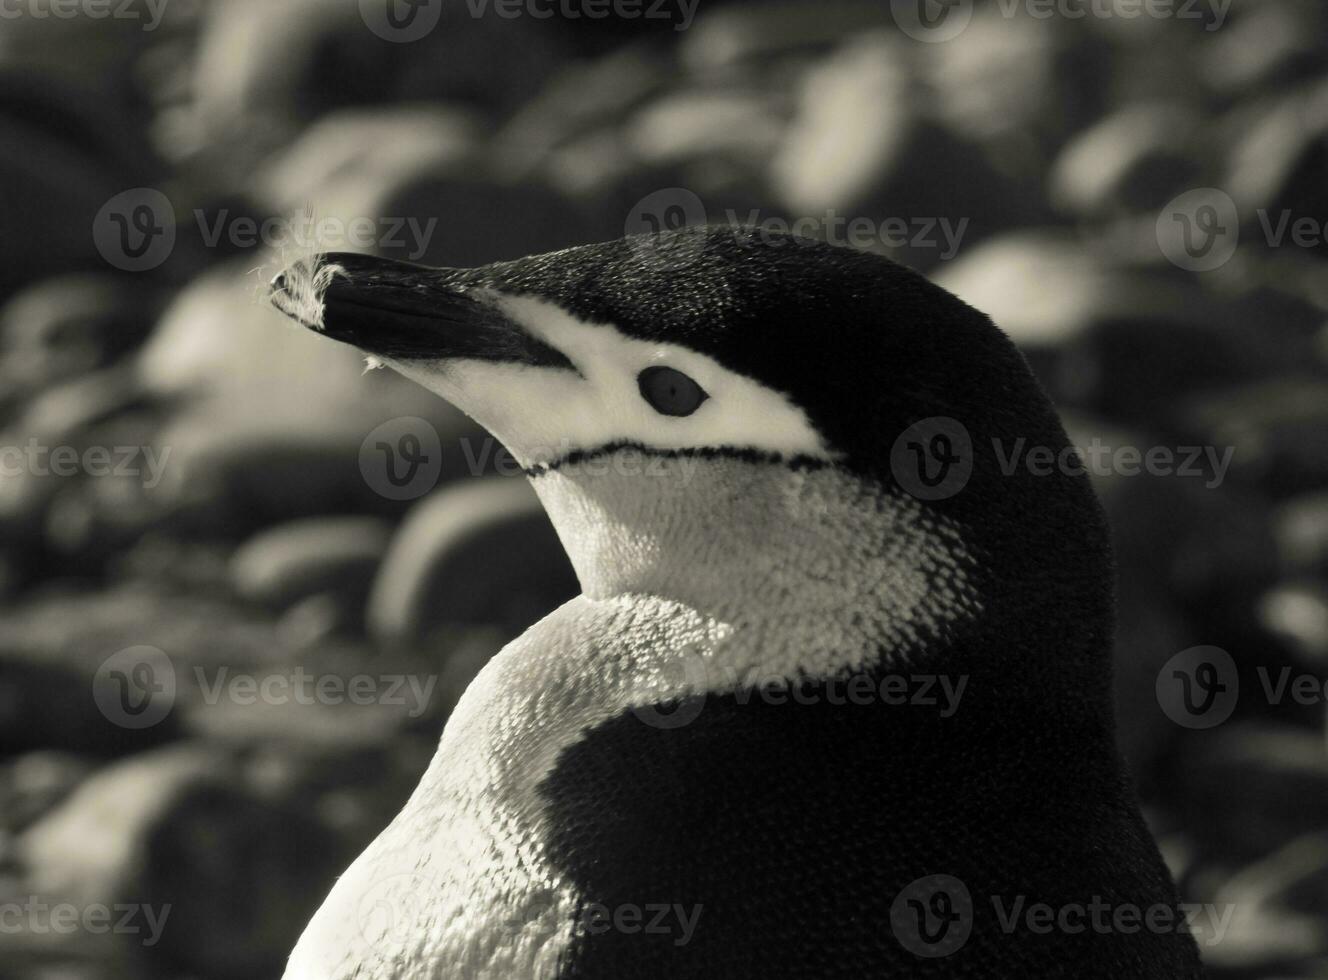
[637,366,708,417]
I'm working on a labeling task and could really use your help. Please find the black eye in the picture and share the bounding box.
[638,366,708,417]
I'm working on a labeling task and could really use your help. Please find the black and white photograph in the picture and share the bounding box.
[0,0,1326,977]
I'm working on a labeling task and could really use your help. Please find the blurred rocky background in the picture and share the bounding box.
[0,0,1326,977]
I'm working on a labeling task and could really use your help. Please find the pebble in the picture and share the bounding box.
[367,477,579,647]
[229,516,391,611]
[1049,102,1202,218]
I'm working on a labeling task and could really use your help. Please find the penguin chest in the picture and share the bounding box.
[282,595,727,980]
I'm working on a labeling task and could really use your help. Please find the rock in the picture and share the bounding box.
[15,365,146,441]
[137,262,488,529]
[375,171,597,268]
[1172,379,1328,499]
[1201,1,1328,96]
[0,752,93,835]
[15,744,337,980]
[1200,833,1328,971]
[937,234,1319,418]
[0,275,167,395]
[368,477,579,646]
[1172,725,1328,861]
[1274,492,1328,577]
[1225,77,1328,250]
[256,105,480,218]
[1259,582,1328,669]
[625,89,784,168]
[192,0,567,160]
[494,44,672,179]
[229,516,391,610]
[918,8,1109,177]
[0,652,181,760]
[1111,596,1195,784]
[680,0,889,71]
[275,592,363,648]
[769,32,916,216]
[1049,102,1202,219]
[769,32,1034,268]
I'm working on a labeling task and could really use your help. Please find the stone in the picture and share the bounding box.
[229,516,392,610]
[1049,102,1202,218]
[367,477,579,646]
[15,744,337,979]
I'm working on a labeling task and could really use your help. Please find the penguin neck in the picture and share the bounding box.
[528,450,983,678]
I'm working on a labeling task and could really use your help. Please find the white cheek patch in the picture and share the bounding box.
[386,293,838,469]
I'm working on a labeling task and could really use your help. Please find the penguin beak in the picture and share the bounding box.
[268,252,573,369]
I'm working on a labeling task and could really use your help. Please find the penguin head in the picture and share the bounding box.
[271,227,1110,661]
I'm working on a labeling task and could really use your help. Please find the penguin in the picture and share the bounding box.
[268,226,1205,980]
